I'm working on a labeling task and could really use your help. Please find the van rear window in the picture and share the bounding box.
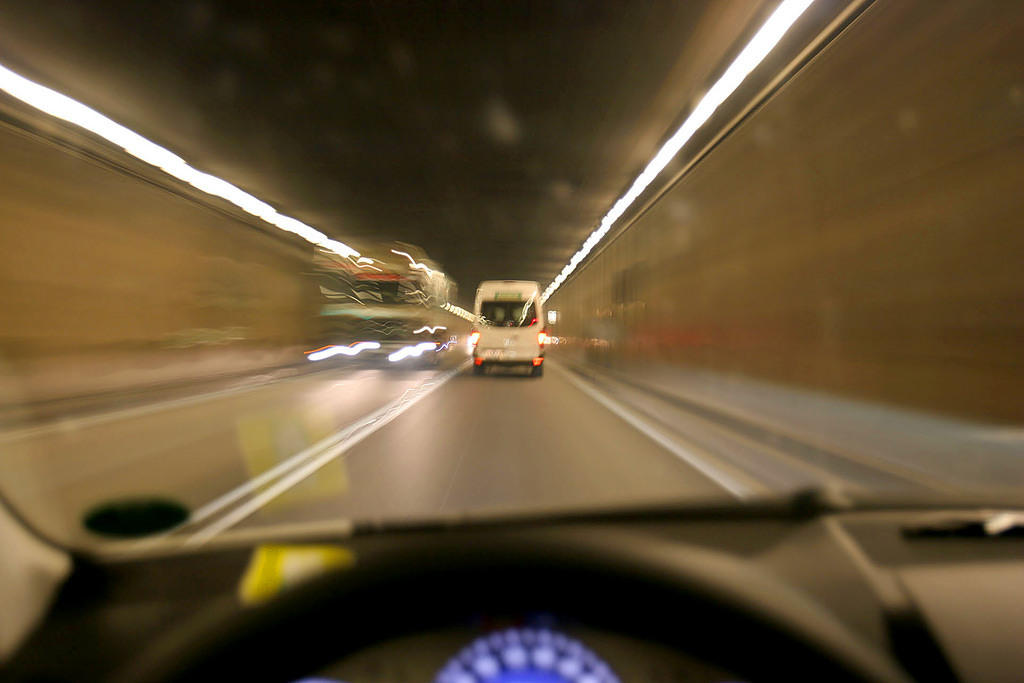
[480,301,537,327]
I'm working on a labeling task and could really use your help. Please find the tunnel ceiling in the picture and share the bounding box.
[0,0,768,305]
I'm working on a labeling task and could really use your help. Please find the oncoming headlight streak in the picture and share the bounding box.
[0,64,360,260]
[413,325,447,334]
[388,342,437,363]
[539,0,814,304]
[305,341,380,361]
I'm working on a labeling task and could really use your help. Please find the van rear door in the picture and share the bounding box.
[476,294,541,362]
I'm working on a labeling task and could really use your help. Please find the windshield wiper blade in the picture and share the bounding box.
[903,511,1024,538]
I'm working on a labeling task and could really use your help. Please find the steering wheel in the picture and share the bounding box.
[117,529,912,683]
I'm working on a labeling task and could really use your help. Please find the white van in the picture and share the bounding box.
[471,280,548,377]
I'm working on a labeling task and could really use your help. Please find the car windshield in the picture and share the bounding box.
[0,0,1021,551]
[480,301,538,327]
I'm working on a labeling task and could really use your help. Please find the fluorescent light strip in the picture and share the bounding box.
[0,63,359,260]
[540,0,814,303]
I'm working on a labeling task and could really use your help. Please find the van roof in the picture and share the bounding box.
[476,280,540,290]
[474,281,542,310]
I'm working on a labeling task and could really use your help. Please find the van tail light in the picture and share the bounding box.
[538,330,550,347]
[469,331,481,346]
[474,357,484,366]
[532,357,544,366]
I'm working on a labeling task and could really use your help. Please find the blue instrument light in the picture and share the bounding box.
[435,628,619,683]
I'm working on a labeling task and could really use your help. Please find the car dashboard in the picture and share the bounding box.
[6,498,1024,682]
[305,623,737,683]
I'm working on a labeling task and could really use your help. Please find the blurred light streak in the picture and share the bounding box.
[539,0,814,303]
[0,63,359,260]
[442,302,474,321]
[413,325,447,334]
[390,249,435,276]
[387,342,437,362]
[306,341,381,361]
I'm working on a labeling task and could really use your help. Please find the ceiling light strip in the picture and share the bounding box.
[0,64,359,259]
[540,0,814,303]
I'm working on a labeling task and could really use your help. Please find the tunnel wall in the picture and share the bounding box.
[548,0,1024,423]
[0,121,321,403]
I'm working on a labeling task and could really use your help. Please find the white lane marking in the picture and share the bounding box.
[184,362,467,547]
[553,363,752,499]
[186,381,417,525]
[0,365,351,443]
[119,367,457,552]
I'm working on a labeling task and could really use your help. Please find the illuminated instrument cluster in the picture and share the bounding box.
[434,627,620,683]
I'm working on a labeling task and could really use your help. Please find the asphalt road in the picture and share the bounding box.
[220,360,731,538]
[3,350,1014,551]
[0,354,730,549]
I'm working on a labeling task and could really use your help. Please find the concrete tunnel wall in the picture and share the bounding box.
[0,121,322,403]
[546,0,1024,424]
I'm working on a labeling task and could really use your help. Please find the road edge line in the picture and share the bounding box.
[552,362,754,499]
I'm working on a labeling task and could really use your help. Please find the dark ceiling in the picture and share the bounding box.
[0,0,768,305]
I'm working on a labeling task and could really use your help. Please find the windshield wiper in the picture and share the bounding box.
[903,511,1024,538]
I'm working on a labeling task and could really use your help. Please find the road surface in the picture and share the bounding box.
[0,351,1015,551]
